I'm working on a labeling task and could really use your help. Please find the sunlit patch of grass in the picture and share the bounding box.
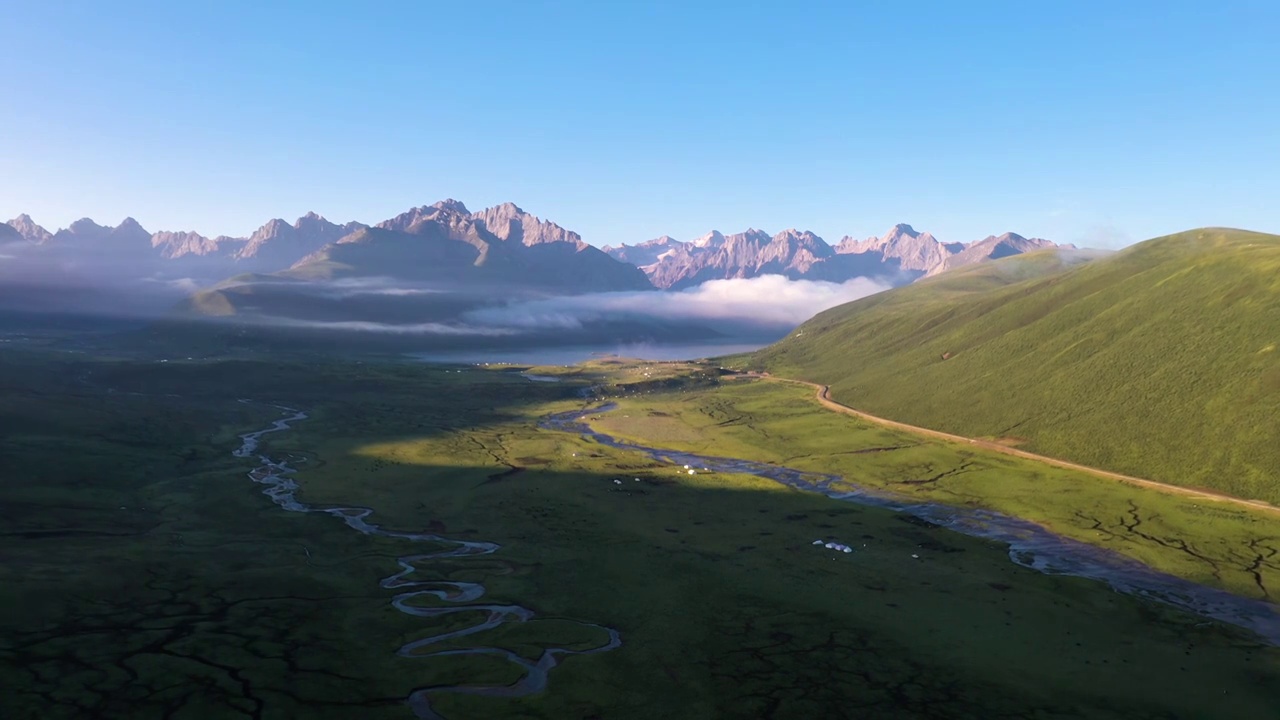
[594,379,1280,602]
[751,228,1280,503]
[6,351,1280,719]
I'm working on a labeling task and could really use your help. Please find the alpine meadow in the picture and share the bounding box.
[5,3,1280,720]
[749,229,1280,504]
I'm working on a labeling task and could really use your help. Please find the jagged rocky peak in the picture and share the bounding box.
[67,217,109,234]
[768,229,834,265]
[294,210,331,229]
[692,230,725,248]
[255,218,294,239]
[111,217,152,242]
[602,235,685,266]
[832,223,957,273]
[609,234,680,251]
[294,211,363,240]
[932,232,1060,275]
[433,198,470,214]
[6,213,52,243]
[772,228,832,251]
[376,199,472,234]
[837,223,927,252]
[969,232,1055,252]
[718,229,774,260]
[472,202,583,247]
[151,230,221,259]
[49,217,113,245]
[231,219,297,261]
[236,211,369,264]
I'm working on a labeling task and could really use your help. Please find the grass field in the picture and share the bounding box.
[589,376,1280,603]
[4,348,1280,719]
[748,229,1280,504]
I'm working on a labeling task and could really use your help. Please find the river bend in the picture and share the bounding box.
[541,402,1280,646]
[233,402,621,719]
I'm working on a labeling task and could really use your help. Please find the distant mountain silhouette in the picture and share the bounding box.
[286,200,651,292]
[604,223,1064,288]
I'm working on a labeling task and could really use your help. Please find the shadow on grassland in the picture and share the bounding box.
[0,348,594,448]
[4,350,1280,719]
[8,450,1280,720]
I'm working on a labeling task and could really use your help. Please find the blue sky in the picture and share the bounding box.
[3,0,1277,249]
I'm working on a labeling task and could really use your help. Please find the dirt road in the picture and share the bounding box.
[745,374,1280,518]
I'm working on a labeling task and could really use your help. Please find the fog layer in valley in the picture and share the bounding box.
[460,275,891,333]
[0,260,894,354]
[236,274,891,341]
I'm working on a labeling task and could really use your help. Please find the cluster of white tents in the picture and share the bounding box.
[813,539,853,553]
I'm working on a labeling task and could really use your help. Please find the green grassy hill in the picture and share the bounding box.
[750,228,1280,503]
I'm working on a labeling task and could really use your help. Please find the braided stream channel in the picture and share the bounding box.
[233,402,621,719]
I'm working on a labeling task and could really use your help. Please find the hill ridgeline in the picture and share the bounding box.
[750,228,1280,503]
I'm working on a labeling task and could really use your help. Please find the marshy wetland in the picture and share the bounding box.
[3,350,1279,719]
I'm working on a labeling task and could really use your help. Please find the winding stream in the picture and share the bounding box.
[541,402,1280,647]
[232,403,621,719]
[232,392,1280,720]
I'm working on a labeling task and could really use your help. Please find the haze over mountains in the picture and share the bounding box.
[1,199,1071,349]
[604,224,1063,289]
[5,202,1064,291]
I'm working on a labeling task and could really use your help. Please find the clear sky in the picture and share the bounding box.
[3,0,1277,249]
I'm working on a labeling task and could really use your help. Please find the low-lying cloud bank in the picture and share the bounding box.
[255,317,516,336]
[463,275,892,331]
[257,274,893,337]
[215,275,447,298]
[0,267,894,344]
[322,276,446,297]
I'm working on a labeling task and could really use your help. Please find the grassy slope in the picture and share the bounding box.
[750,229,1280,503]
[591,378,1280,602]
[6,352,1280,719]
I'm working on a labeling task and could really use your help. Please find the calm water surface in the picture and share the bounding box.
[409,341,766,366]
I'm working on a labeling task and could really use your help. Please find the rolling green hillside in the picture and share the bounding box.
[751,228,1280,503]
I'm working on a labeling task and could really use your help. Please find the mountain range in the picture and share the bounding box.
[603,224,1063,289]
[5,203,1064,293]
[281,200,650,292]
[0,198,1089,360]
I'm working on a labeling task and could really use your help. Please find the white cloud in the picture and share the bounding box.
[341,286,443,297]
[222,275,447,298]
[200,274,895,338]
[258,317,516,336]
[325,277,443,295]
[165,277,201,293]
[462,274,892,330]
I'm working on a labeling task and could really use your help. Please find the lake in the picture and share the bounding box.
[408,341,766,366]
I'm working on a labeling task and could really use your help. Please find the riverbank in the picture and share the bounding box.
[6,351,1280,719]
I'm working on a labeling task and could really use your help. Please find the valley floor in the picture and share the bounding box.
[2,348,1279,719]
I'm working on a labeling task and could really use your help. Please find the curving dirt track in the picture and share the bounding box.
[748,375,1280,518]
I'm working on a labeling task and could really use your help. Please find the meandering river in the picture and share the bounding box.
[233,403,621,719]
[233,394,1280,718]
